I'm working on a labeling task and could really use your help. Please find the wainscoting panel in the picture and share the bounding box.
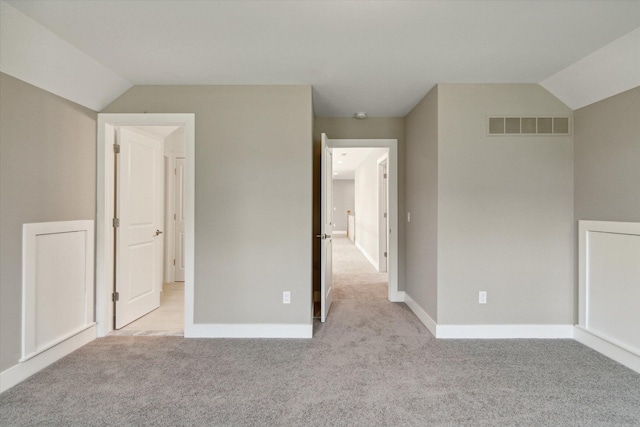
[577,220,640,373]
[22,220,95,362]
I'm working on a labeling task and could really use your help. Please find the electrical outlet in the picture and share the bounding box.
[479,291,487,304]
[283,291,291,304]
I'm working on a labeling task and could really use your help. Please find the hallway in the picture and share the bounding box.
[315,234,423,339]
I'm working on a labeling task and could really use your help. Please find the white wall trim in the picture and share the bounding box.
[404,292,437,337]
[403,293,572,339]
[574,326,640,374]
[96,114,195,338]
[329,139,399,303]
[355,240,379,271]
[389,290,405,303]
[578,220,640,329]
[332,230,347,235]
[21,220,95,361]
[577,220,640,364]
[0,325,96,393]
[186,323,313,339]
[436,324,574,339]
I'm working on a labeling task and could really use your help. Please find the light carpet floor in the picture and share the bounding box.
[1,237,639,426]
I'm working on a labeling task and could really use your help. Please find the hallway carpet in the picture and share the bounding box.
[1,238,640,426]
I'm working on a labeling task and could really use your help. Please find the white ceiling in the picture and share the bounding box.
[3,1,640,115]
[332,147,379,180]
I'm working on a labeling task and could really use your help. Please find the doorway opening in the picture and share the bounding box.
[112,125,185,335]
[96,114,195,338]
[316,136,400,322]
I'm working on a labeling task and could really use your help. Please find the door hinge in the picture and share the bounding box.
[112,218,120,228]
[384,213,387,218]
[384,173,387,179]
[173,259,176,266]
[174,213,176,220]
[112,292,119,302]
[384,252,387,257]
[113,144,120,154]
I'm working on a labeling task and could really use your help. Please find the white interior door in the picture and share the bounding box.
[174,157,186,282]
[379,161,388,273]
[115,127,164,329]
[320,133,333,322]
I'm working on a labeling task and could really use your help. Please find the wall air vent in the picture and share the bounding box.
[487,116,571,136]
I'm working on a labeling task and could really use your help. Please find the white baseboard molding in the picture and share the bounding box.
[355,241,379,271]
[0,324,96,393]
[403,293,437,337]
[402,293,573,339]
[574,326,640,374]
[436,324,574,339]
[332,230,347,235]
[185,323,313,339]
[389,290,405,303]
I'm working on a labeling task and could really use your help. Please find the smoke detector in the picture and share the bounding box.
[354,112,368,119]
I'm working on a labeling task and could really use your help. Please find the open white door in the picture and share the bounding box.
[174,157,186,282]
[320,133,333,322]
[115,127,164,329]
[378,159,389,273]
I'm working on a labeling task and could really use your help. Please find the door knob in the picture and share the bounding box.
[155,229,163,236]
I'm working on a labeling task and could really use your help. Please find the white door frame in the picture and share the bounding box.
[173,157,186,282]
[96,114,195,337]
[328,139,401,302]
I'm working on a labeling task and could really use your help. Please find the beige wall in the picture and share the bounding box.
[104,85,313,325]
[404,86,439,321]
[437,84,574,325]
[574,87,640,223]
[313,117,405,291]
[332,179,354,232]
[0,73,96,372]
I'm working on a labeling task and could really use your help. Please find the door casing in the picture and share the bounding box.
[96,114,195,337]
[327,138,401,302]
[173,157,186,282]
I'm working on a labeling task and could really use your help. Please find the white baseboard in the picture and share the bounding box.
[332,230,347,235]
[185,323,313,338]
[389,290,405,303]
[402,293,573,339]
[404,293,437,337]
[0,324,96,393]
[355,241,379,271]
[574,326,640,374]
[436,324,574,339]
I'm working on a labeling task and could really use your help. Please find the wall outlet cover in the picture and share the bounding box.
[479,291,487,304]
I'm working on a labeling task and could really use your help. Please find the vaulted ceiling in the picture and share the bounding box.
[2,0,639,115]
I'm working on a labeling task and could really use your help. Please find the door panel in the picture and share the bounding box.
[115,127,163,329]
[379,162,388,273]
[174,157,186,282]
[320,133,333,322]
